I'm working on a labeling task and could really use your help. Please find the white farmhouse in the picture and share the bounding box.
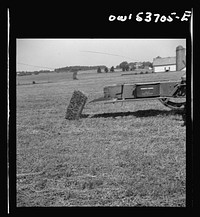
[153,56,176,73]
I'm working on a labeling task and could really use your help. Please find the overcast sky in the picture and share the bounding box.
[16,39,186,71]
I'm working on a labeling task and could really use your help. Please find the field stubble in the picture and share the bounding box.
[17,70,186,206]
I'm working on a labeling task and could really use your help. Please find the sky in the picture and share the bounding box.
[16,39,186,71]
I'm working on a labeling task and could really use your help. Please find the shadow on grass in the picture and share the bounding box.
[81,109,184,119]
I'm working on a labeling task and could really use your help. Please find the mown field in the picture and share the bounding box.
[17,70,186,207]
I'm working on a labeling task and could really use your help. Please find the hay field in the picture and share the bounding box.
[17,71,74,85]
[17,70,186,207]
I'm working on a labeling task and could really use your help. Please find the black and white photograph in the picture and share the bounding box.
[16,38,187,207]
[7,7,196,210]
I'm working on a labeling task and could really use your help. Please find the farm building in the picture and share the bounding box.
[153,56,176,73]
[153,45,186,73]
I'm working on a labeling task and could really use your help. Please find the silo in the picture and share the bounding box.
[176,45,186,71]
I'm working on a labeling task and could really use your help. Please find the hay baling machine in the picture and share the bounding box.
[88,74,186,110]
[65,73,186,120]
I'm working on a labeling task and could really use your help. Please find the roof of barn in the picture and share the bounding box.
[153,57,176,66]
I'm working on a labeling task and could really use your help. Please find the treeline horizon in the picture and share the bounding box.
[17,61,153,75]
[17,65,107,74]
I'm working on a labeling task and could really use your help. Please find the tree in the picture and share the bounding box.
[149,62,153,68]
[119,61,129,71]
[128,62,136,71]
[139,61,153,69]
[34,71,40,75]
[125,65,129,71]
[130,66,136,71]
[97,67,102,73]
[104,67,109,73]
[110,66,115,72]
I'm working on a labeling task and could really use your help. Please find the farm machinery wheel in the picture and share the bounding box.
[159,81,186,110]
[159,97,186,110]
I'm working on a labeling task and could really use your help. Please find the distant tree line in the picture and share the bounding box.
[17,70,53,76]
[17,66,106,75]
[97,66,115,73]
[55,65,106,73]
[17,61,153,76]
[97,61,153,73]
[116,61,153,71]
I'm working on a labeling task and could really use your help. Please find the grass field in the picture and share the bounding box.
[17,70,186,207]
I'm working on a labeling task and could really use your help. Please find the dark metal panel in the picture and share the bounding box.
[122,84,136,99]
[160,82,179,97]
[103,85,122,99]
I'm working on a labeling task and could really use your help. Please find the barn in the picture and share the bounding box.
[153,45,186,73]
[153,56,176,73]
